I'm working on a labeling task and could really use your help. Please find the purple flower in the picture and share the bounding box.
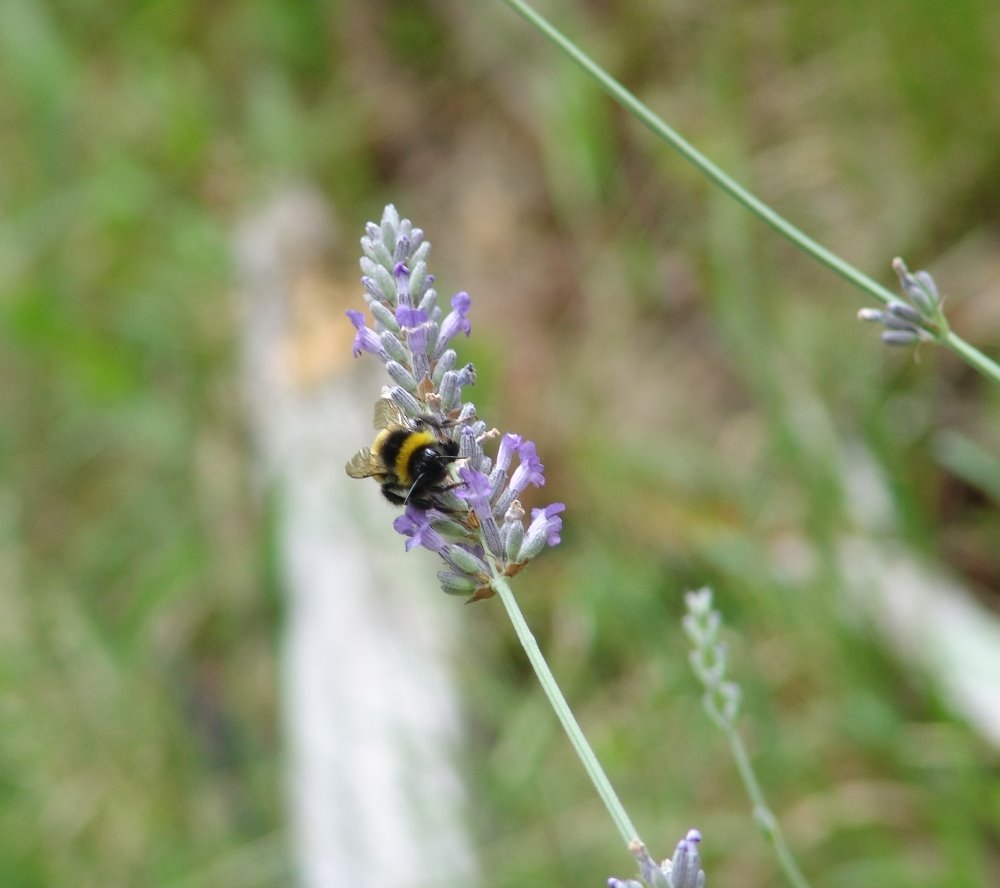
[393,506,445,553]
[437,291,472,352]
[495,433,522,474]
[530,503,564,546]
[454,467,506,558]
[509,440,545,494]
[516,502,565,562]
[455,466,493,514]
[395,304,427,329]
[346,309,385,359]
[347,205,566,598]
[406,323,432,361]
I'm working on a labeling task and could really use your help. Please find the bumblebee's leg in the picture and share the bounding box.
[380,486,408,506]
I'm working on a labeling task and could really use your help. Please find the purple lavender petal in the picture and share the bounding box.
[509,440,545,494]
[346,309,385,359]
[437,291,472,350]
[393,506,445,553]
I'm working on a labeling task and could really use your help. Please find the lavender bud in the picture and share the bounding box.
[432,348,458,387]
[394,234,410,265]
[893,257,942,318]
[387,387,424,419]
[914,270,940,305]
[502,504,525,563]
[380,211,398,251]
[386,360,418,392]
[879,313,920,333]
[370,239,395,273]
[366,262,397,303]
[881,329,922,346]
[857,308,886,324]
[438,369,462,412]
[488,467,509,501]
[493,486,517,521]
[437,570,478,596]
[418,287,438,317]
[481,519,506,560]
[458,426,480,461]
[409,260,430,300]
[411,239,431,265]
[442,544,489,579]
[667,830,705,888]
[422,321,441,361]
[368,299,399,332]
[412,353,430,387]
[379,331,409,364]
[361,274,384,303]
[886,299,923,325]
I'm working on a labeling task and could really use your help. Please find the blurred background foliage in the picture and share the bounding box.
[2,0,999,886]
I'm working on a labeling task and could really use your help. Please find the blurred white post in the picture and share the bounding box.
[839,446,1000,750]
[234,189,476,887]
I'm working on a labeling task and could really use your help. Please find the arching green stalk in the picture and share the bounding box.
[490,567,640,846]
[498,0,1000,386]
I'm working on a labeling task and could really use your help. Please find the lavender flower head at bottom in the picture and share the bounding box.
[345,205,565,601]
[609,831,706,888]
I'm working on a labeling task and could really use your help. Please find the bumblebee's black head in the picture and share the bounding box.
[376,429,460,509]
[407,437,460,487]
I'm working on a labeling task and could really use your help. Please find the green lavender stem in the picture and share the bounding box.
[943,329,1000,383]
[498,0,1000,387]
[490,567,640,845]
[714,710,811,888]
[686,588,813,888]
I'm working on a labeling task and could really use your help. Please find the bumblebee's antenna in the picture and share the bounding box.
[403,476,423,505]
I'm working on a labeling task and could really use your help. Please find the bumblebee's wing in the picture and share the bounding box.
[345,446,380,479]
[372,397,406,432]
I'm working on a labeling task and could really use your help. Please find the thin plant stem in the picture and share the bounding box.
[489,567,641,846]
[498,0,1000,386]
[687,587,813,888]
[943,329,1000,383]
[717,713,812,888]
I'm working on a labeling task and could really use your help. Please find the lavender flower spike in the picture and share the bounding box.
[665,830,705,888]
[858,256,949,348]
[345,205,565,600]
[609,831,706,888]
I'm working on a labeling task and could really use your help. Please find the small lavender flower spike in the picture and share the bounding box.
[857,257,948,347]
[347,205,565,600]
[683,588,741,728]
[664,830,705,888]
[609,832,706,888]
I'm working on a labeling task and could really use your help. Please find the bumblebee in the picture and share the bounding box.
[346,398,461,509]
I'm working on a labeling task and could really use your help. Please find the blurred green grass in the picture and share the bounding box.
[2,1,999,886]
